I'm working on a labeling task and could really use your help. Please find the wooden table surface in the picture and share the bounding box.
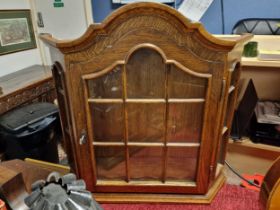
[0,65,55,115]
[0,65,52,97]
[0,159,70,193]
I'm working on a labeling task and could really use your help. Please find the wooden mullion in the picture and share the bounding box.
[221,66,241,163]
[82,79,98,185]
[122,65,130,182]
[195,74,213,192]
[162,64,170,183]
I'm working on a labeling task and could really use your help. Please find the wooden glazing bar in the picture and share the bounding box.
[82,61,125,80]
[168,98,205,103]
[113,142,201,147]
[168,60,212,78]
[92,142,125,146]
[122,65,130,182]
[125,99,165,103]
[96,180,196,187]
[127,142,164,147]
[88,98,123,103]
[162,64,170,183]
[166,142,200,147]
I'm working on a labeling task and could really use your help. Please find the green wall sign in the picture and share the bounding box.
[53,0,64,8]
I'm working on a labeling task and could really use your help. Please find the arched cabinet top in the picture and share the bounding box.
[40,2,252,54]
[82,44,212,81]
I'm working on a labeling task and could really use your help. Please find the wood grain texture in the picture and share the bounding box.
[0,165,28,210]
[52,62,80,173]
[40,2,251,203]
[93,171,226,204]
[260,156,280,210]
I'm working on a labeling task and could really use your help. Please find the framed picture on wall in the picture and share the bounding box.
[0,10,36,55]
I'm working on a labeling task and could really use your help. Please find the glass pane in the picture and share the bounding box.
[90,103,124,142]
[94,146,126,180]
[129,147,163,180]
[169,65,207,98]
[88,66,122,98]
[167,103,204,142]
[127,103,165,142]
[166,147,198,181]
[126,48,165,98]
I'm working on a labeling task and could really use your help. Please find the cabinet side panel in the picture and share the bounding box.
[49,46,79,175]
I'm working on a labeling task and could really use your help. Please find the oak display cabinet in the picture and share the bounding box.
[40,3,251,203]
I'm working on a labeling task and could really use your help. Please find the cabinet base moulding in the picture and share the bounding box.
[93,172,226,204]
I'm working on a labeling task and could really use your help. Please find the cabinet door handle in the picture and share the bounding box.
[79,130,87,145]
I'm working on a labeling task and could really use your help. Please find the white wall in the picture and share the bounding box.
[0,0,42,77]
[35,0,89,40]
[34,0,91,65]
[0,0,91,77]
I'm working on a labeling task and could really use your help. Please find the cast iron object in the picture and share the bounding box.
[24,172,103,210]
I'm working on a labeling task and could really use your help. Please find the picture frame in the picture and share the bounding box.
[0,10,36,55]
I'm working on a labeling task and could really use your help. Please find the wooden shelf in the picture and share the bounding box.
[215,35,280,68]
[228,138,280,160]
[241,57,280,68]
[227,138,280,175]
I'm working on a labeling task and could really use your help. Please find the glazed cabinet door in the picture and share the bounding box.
[80,46,214,194]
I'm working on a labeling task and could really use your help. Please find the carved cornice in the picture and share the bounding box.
[40,2,247,55]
